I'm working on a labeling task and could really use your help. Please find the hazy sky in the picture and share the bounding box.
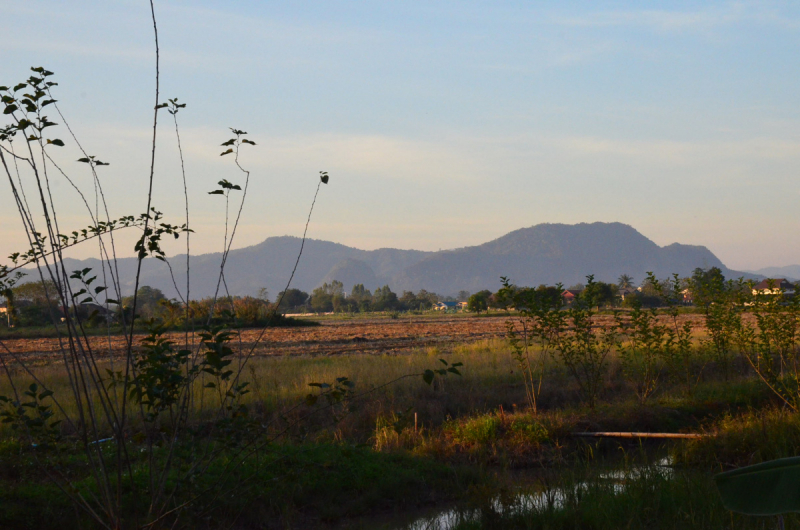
[3,1,800,271]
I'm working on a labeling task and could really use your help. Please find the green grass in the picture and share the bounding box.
[0,338,530,440]
[674,407,800,470]
[3,334,800,528]
[0,438,482,529]
[0,338,781,449]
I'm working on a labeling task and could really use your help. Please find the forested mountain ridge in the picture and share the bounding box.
[30,222,751,298]
[391,222,745,293]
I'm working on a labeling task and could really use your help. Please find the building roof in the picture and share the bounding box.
[753,278,794,291]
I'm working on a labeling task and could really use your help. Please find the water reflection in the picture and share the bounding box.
[402,458,674,530]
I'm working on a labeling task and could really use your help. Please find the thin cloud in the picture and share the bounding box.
[547,135,800,162]
[549,2,800,33]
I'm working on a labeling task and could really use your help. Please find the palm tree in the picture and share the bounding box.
[618,274,634,289]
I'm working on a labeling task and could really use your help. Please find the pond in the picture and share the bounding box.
[398,457,676,530]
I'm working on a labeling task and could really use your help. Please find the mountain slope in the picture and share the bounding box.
[26,223,750,298]
[746,265,800,282]
[391,222,743,293]
[47,237,433,299]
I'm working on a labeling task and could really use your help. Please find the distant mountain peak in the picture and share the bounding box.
[38,222,751,298]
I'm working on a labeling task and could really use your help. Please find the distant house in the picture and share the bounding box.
[562,289,581,303]
[457,301,469,311]
[433,301,458,311]
[752,278,795,297]
[618,287,637,301]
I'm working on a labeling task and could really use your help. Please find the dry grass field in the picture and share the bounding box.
[0,312,711,363]
[1,311,795,529]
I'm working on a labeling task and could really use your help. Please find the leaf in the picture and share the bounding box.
[13,83,27,92]
[221,139,236,146]
[3,104,18,115]
[47,139,65,146]
[242,139,256,145]
[208,190,225,195]
[94,286,107,294]
[77,158,91,163]
[220,148,234,156]
[106,299,120,305]
[320,172,329,184]
[423,370,434,385]
[715,456,800,515]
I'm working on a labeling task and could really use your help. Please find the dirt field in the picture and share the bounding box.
[0,315,506,362]
[0,313,712,363]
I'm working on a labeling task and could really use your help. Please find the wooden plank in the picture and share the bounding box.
[571,432,707,439]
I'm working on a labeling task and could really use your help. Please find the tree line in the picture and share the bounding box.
[1,267,788,328]
[277,281,442,313]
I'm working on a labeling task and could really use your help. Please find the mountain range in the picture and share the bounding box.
[745,265,800,282]
[33,222,756,299]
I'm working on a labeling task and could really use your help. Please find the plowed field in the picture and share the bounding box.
[0,315,506,362]
[1,313,710,363]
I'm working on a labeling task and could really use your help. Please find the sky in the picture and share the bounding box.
[2,0,800,271]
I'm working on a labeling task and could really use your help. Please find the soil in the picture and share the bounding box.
[0,313,712,363]
[0,315,506,362]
